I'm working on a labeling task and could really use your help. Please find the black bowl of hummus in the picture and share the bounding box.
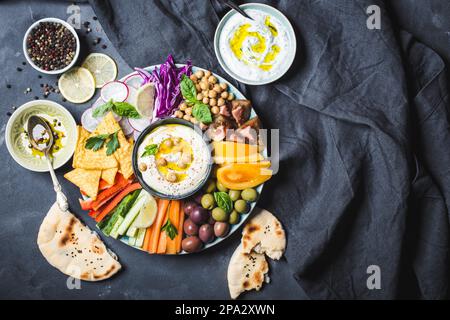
[132,118,213,200]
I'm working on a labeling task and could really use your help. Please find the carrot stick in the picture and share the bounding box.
[94,183,142,222]
[175,205,185,253]
[157,202,171,254]
[90,174,130,210]
[143,225,153,252]
[149,199,170,253]
[166,200,180,254]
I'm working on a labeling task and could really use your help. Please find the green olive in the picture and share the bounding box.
[241,188,258,202]
[201,194,215,210]
[229,210,240,225]
[212,207,228,222]
[228,190,241,202]
[204,179,216,193]
[216,181,229,192]
[234,199,249,214]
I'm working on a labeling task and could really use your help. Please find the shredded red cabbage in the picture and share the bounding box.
[135,55,192,120]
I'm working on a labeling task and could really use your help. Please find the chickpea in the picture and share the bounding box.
[209,98,217,106]
[221,91,229,99]
[156,157,167,167]
[166,172,177,183]
[195,70,204,79]
[219,82,228,90]
[138,162,147,172]
[196,93,203,101]
[195,84,201,93]
[163,139,173,148]
[174,110,184,118]
[208,76,218,84]
[177,161,187,169]
[213,84,222,93]
[185,107,193,116]
[179,102,187,111]
[211,106,220,115]
[190,74,198,82]
[190,117,198,125]
[183,114,191,121]
[208,90,217,99]
[200,81,208,91]
[217,98,225,106]
[205,70,212,78]
[202,97,210,104]
[227,92,235,100]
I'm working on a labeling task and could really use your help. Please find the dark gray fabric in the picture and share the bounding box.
[89,0,450,299]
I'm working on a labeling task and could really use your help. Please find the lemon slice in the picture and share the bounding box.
[134,83,155,117]
[132,193,157,228]
[58,67,96,104]
[82,53,118,88]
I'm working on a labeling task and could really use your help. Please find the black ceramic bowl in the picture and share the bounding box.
[132,117,213,200]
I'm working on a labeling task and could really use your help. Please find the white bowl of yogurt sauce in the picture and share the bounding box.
[214,3,296,85]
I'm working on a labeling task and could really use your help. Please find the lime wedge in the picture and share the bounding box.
[134,83,155,117]
[82,53,117,88]
[132,193,157,228]
[58,67,96,104]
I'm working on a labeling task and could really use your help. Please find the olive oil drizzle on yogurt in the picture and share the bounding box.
[156,137,194,183]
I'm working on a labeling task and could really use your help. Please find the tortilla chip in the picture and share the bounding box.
[73,126,118,170]
[101,167,118,185]
[64,168,101,199]
[94,112,134,179]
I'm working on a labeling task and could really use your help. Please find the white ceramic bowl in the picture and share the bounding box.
[23,17,80,75]
[214,3,297,85]
[5,100,78,172]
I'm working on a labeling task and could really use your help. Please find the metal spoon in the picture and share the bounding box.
[218,0,254,20]
[27,115,69,212]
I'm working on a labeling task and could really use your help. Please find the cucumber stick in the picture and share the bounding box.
[135,228,146,248]
[128,237,137,246]
[126,226,138,238]
[117,192,147,236]
[110,216,124,239]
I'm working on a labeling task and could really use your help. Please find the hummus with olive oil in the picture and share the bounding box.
[137,124,210,197]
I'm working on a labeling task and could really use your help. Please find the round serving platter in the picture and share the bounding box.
[86,64,266,255]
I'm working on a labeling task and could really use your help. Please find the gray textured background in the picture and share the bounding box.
[1,0,449,300]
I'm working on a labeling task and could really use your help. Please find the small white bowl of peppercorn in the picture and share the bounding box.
[23,17,80,75]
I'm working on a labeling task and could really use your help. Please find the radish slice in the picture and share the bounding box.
[81,108,100,132]
[123,73,144,90]
[101,81,129,102]
[128,117,151,132]
[119,118,134,136]
[133,130,141,141]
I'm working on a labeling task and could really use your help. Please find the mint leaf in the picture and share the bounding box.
[161,219,178,240]
[141,144,159,157]
[214,192,233,214]
[180,74,197,104]
[85,134,109,151]
[106,131,120,156]
[112,102,141,119]
[192,103,212,124]
[92,100,114,118]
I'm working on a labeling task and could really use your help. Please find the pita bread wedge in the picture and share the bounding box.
[227,244,269,299]
[37,203,121,281]
[241,208,286,260]
[101,167,118,185]
[64,168,101,199]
